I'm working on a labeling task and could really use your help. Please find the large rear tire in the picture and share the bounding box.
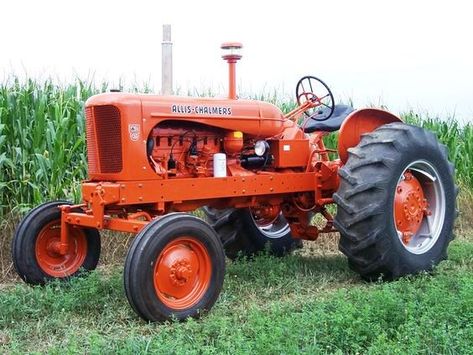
[202,207,301,259]
[334,122,457,280]
[12,201,101,285]
[124,213,225,322]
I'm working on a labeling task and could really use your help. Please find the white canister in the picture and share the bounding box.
[213,153,227,177]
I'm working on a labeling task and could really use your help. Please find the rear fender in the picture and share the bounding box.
[338,108,402,164]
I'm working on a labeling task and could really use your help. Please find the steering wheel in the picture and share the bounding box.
[296,76,335,121]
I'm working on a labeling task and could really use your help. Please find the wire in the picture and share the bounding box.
[169,130,195,157]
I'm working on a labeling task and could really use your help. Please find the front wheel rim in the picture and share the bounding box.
[35,220,88,277]
[153,237,212,310]
[393,160,446,255]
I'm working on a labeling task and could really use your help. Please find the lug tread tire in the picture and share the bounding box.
[202,207,301,259]
[334,122,457,281]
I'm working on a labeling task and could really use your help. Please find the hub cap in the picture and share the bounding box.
[35,220,87,277]
[394,160,445,254]
[153,237,211,310]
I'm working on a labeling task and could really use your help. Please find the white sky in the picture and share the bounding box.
[1,0,472,120]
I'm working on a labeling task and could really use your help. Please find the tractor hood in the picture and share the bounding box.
[86,92,289,138]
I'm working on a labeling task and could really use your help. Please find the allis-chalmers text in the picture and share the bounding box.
[171,104,232,116]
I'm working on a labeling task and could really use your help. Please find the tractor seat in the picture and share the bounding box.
[303,104,354,133]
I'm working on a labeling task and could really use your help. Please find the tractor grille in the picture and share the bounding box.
[85,105,123,174]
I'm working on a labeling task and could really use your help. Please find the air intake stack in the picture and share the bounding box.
[221,42,242,100]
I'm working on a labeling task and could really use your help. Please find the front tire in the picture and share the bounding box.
[334,123,457,280]
[12,201,101,285]
[124,213,225,322]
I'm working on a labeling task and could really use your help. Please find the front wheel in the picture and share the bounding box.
[12,201,101,285]
[124,213,225,322]
[334,122,457,280]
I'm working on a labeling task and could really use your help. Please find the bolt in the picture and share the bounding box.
[397,187,402,193]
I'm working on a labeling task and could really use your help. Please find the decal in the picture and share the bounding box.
[171,104,232,116]
[283,144,291,151]
[128,124,140,141]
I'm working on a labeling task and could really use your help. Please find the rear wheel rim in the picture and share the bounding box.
[394,160,445,254]
[249,208,290,239]
[35,220,88,277]
[153,237,211,310]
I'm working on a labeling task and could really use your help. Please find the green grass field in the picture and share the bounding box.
[1,238,472,353]
[1,78,473,353]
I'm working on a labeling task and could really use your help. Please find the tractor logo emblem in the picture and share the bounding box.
[128,124,140,141]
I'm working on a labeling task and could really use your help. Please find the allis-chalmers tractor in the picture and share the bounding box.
[12,43,456,322]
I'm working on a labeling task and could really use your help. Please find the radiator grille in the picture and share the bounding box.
[85,105,123,174]
[85,107,98,174]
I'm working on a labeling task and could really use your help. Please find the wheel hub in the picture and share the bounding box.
[251,205,280,227]
[35,220,87,277]
[394,171,429,244]
[169,259,193,286]
[154,237,211,310]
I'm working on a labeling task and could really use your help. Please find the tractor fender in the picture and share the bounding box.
[338,108,402,164]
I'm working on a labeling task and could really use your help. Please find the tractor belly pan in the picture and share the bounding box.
[82,172,316,206]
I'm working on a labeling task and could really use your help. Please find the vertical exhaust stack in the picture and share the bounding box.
[221,42,242,100]
[161,25,173,95]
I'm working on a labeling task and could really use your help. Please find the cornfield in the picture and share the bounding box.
[0,78,472,217]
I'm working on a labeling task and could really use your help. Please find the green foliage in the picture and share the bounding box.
[403,111,473,185]
[1,240,472,353]
[0,78,96,215]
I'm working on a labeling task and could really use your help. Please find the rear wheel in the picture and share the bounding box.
[202,207,301,259]
[334,122,457,280]
[12,201,101,285]
[124,213,225,322]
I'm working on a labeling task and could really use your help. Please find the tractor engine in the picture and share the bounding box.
[146,121,274,178]
[147,122,224,178]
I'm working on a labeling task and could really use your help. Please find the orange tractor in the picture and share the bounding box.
[12,43,456,322]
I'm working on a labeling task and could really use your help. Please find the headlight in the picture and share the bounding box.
[254,140,269,157]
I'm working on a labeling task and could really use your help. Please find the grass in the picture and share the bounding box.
[0,239,472,353]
